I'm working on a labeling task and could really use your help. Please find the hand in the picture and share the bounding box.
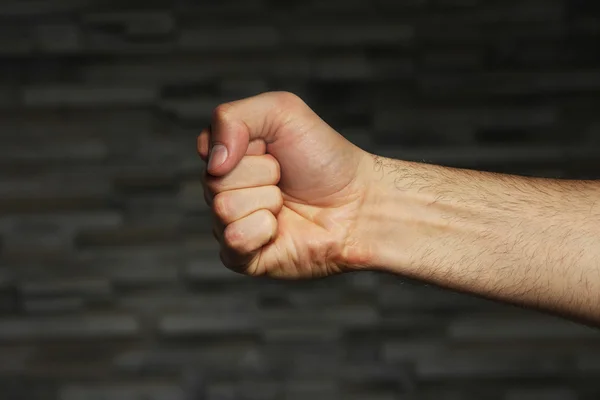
[198,92,370,279]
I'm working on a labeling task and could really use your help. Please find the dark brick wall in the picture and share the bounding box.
[0,0,599,399]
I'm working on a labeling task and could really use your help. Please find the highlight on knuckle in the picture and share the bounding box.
[224,224,246,253]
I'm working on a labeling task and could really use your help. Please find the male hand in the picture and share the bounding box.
[198,92,370,279]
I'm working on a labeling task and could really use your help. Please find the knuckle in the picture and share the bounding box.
[212,192,231,221]
[263,154,281,184]
[223,225,245,253]
[257,209,277,232]
[272,91,303,109]
[212,102,234,124]
[271,186,284,211]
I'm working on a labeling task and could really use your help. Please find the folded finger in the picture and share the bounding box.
[204,155,280,195]
[220,209,277,272]
[213,185,283,225]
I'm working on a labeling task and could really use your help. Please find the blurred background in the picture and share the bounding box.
[0,0,599,399]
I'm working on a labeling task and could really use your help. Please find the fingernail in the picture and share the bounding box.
[208,144,228,171]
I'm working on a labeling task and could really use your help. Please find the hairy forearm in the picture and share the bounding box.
[349,154,600,324]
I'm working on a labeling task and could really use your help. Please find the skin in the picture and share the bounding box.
[198,92,600,326]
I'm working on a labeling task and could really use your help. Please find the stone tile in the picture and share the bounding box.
[0,139,108,163]
[416,349,572,378]
[114,341,264,375]
[312,53,373,80]
[418,70,600,97]
[23,297,85,314]
[574,352,600,373]
[418,387,498,400]
[160,97,218,122]
[119,291,258,315]
[158,313,257,337]
[371,55,415,80]
[339,363,403,385]
[84,58,216,84]
[0,196,110,215]
[322,304,380,327]
[0,315,140,340]
[77,247,181,286]
[59,383,185,400]
[22,85,158,107]
[0,212,123,232]
[103,264,180,288]
[262,326,341,342]
[178,27,281,49]
[382,339,446,362]
[284,381,339,400]
[0,268,13,290]
[0,108,157,139]
[0,86,19,107]
[0,345,34,373]
[83,11,176,37]
[182,257,245,282]
[0,0,97,16]
[84,31,175,54]
[421,50,482,70]
[122,196,184,225]
[449,314,600,340]
[377,283,493,310]
[0,378,56,400]
[178,181,210,212]
[206,381,281,400]
[374,106,558,133]
[375,145,591,170]
[342,393,401,400]
[75,225,183,248]
[19,278,112,298]
[34,24,81,52]
[0,25,34,54]
[220,78,269,98]
[0,231,74,254]
[302,0,373,10]
[505,388,577,400]
[288,24,414,46]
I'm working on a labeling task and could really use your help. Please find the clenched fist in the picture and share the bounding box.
[197,92,600,327]
[198,92,369,279]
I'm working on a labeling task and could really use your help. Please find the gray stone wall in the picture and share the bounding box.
[0,0,599,399]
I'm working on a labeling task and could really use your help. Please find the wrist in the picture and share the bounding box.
[341,154,421,274]
[342,154,474,277]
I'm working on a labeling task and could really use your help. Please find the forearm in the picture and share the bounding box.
[348,154,600,324]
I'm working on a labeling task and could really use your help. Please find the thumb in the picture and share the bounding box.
[205,92,299,177]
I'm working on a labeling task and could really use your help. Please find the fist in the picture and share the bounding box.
[199,92,370,279]
[203,154,283,275]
